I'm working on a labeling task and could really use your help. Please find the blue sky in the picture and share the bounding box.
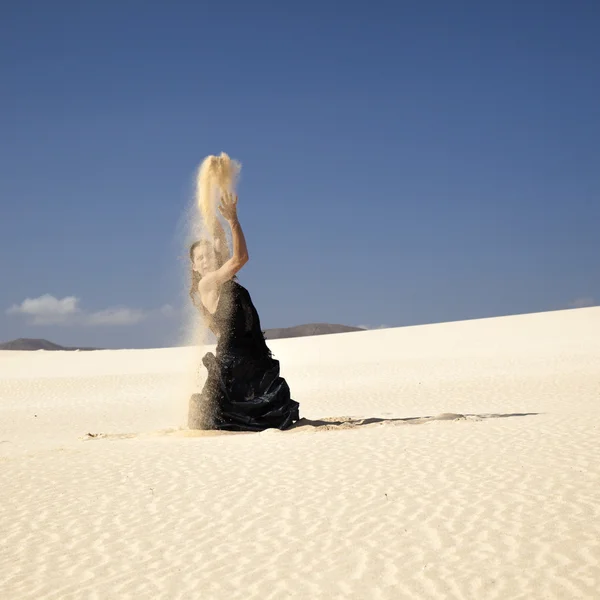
[1,1,598,348]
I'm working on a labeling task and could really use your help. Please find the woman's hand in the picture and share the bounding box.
[218,191,239,223]
[205,190,249,286]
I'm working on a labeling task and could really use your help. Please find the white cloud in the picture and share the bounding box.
[6,295,176,327]
[568,297,596,309]
[6,294,81,325]
[85,307,147,326]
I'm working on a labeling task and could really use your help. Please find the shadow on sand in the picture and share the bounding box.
[82,412,540,440]
[287,412,540,432]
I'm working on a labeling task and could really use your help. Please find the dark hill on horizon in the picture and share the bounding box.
[0,325,366,351]
[0,338,99,351]
[264,323,365,339]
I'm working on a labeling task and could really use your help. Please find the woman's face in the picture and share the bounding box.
[193,242,217,277]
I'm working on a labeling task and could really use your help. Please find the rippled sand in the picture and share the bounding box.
[1,307,599,599]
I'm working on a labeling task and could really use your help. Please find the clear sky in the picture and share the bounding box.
[1,1,598,348]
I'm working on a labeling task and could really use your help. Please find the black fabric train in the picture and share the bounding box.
[189,279,300,432]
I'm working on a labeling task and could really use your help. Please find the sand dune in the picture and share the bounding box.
[1,307,599,599]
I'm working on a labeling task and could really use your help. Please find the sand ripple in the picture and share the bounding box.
[1,307,599,598]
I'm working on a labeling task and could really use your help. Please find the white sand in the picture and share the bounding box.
[1,307,599,599]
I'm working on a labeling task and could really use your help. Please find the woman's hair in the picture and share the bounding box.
[188,238,232,330]
[188,241,203,309]
[189,238,227,295]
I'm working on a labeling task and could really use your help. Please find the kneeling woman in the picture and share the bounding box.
[188,192,300,431]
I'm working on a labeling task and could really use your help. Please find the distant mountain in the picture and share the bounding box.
[0,325,365,351]
[0,338,100,351]
[264,323,365,340]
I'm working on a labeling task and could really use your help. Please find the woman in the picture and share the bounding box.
[188,191,300,432]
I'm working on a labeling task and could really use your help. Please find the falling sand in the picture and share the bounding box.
[177,153,243,423]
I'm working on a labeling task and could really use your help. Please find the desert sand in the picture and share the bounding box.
[1,306,599,599]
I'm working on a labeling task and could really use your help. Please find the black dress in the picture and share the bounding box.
[188,279,300,432]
